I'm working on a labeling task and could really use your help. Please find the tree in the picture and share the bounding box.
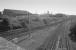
[69,24,76,42]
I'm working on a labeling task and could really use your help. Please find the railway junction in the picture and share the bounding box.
[0,16,75,50]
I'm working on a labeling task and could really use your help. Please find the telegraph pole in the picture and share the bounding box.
[28,12,30,31]
[27,12,32,38]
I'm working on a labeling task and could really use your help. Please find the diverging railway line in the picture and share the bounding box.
[0,20,66,41]
[0,18,71,42]
[36,19,71,50]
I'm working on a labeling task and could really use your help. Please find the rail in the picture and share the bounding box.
[0,19,68,41]
[55,36,70,50]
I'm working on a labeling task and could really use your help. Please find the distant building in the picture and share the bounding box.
[3,9,32,17]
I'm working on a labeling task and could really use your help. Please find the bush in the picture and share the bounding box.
[69,24,76,42]
[0,18,10,32]
[43,19,48,24]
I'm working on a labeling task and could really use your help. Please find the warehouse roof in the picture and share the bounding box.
[3,9,32,16]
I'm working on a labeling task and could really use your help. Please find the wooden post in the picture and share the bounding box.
[8,16,13,31]
[28,13,30,31]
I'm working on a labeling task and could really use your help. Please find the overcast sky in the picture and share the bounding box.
[0,0,76,14]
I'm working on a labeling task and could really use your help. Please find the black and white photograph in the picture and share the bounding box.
[0,0,76,50]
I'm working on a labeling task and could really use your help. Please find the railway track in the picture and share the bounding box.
[36,35,71,50]
[65,36,70,50]
[36,22,64,50]
[36,36,57,50]
[55,35,70,50]
[0,19,69,42]
[36,19,71,50]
